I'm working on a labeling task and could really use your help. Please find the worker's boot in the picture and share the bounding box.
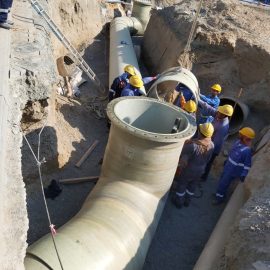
[183,194,191,207]
[0,22,12,30]
[212,194,225,206]
[172,193,184,209]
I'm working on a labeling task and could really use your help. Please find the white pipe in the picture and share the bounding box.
[25,97,197,269]
[147,66,200,104]
[109,2,151,95]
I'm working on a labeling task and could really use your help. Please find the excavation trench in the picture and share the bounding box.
[13,0,270,270]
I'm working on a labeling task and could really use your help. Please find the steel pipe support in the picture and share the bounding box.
[147,66,200,104]
[25,97,196,270]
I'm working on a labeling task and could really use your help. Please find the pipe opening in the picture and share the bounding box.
[113,98,190,134]
[220,97,249,135]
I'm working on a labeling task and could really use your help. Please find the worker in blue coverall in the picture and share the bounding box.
[198,99,234,182]
[175,83,194,103]
[199,84,222,124]
[172,123,215,208]
[0,0,13,30]
[121,75,147,96]
[212,127,256,205]
[109,65,136,101]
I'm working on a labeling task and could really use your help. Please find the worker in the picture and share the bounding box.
[121,75,144,96]
[198,100,234,182]
[199,84,222,123]
[200,84,222,109]
[172,122,214,208]
[0,0,13,30]
[109,65,136,101]
[182,100,197,119]
[212,127,255,205]
[174,83,194,106]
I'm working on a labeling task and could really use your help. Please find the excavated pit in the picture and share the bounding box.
[2,0,270,269]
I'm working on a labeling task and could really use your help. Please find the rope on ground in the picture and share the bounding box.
[179,0,204,69]
[22,122,65,270]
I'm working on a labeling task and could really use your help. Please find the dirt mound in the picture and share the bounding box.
[143,0,270,129]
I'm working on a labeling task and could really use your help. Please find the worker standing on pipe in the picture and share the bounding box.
[212,127,255,205]
[173,123,214,208]
[198,100,234,182]
[0,0,13,30]
[109,65,136,101]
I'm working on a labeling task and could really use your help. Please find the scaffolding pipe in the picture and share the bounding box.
[25,97,197,269]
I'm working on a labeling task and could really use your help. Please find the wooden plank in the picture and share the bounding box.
[75,140,99,168]
[59,176,99,184]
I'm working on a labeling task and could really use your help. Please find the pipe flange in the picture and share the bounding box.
[107,97,197,142]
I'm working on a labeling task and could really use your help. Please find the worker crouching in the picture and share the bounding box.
[212,127,256,205]
[172,123,215,209]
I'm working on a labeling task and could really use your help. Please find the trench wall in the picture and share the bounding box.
[142,2,270,127]
[0,0,106,268]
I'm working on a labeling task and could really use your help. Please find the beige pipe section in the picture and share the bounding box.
[25,97,197,270]
[109,2,151,95]
[193,184,246,270]
[147,66,200,104]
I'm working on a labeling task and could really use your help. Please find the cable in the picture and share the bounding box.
[180,0,204,69]
[22,122,64,270]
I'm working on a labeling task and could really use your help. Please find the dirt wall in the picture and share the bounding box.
[143,0,270,125]
[2,0,108,268]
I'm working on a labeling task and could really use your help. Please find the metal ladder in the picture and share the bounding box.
[29,0,105,93]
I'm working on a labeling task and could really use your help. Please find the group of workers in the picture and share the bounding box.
[172,83,255,208]
[109,64,256,209]
[109,64,157,100]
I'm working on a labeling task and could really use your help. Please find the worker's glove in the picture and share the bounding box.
[240,176,246,183]
[119,80,126,89]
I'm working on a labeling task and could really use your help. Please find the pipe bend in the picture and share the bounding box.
[25,98,196,270]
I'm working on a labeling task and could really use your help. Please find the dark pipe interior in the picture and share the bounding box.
[219,98,244,134]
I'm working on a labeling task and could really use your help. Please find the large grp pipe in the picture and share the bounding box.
[147,66,200,104]
[109,1,151,95]
[25,97,197,269]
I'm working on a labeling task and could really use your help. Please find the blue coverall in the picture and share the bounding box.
[0,0,13,23]
[215,140,252,202]
[109,72,130,101]
[198,100,230,181]
[121,84,141,96]
[174,83,194,106]
[120,77,156,97]
[199,94,220,124]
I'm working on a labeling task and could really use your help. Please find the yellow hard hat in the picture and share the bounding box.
[183,100,197,113]
[211,84,222,93]
[199,123,214,138]
[239,127,256,139]
[217,104,234,117]
[129,75,144,88]
[124,65,136,76]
